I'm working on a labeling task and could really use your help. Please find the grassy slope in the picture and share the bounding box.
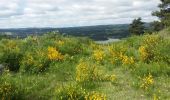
[158,27,170,39]
[0,32,170,100]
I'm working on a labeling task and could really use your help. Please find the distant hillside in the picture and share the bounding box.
[0,24,130,40]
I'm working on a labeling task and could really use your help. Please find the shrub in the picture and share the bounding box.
[76,58,117,84]
[140,73,154,90]
[20,49,50,73]
[76,59,103,82]
[107,45,135,66]
[0,79,23,100]
[0,39,23,71]
[92,49,105,62]
[85,91,106,100]
[138,35,162,63]
[47,47,64,61]
[55,85,86,100]
[139,45,149,62]
[55,84,106,100]
[56,38,85,55]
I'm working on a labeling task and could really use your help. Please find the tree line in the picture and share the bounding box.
[129,0,170,35]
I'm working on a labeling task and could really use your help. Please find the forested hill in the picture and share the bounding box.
[0,24,130,40]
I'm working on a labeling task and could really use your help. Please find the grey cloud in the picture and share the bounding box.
[0,0,160,28]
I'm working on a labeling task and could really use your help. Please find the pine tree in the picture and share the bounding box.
[129,17,145,35]
[152,0,170,29]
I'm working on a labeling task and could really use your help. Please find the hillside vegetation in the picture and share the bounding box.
[158,27,170,39]
[0,31,170,100]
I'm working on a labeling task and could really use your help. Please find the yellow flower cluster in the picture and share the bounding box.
[140,73,154,90]
[48,47,64,61]
[119,53,134,65]
[85,92,106,100]
[56,85,107,100]
[121,55,135,65]
[56,85,86,100]
[153,94,160,100]
[109,46,134,65]
[139,46,149,61]
[76,59,117,83]
[93,50,105,62]
[144,35,160,46]
[76,59,103,82]
[104,74,116,82]
[25,53,34,65]
[76,60,89,82]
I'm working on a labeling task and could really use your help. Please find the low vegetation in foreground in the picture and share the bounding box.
[0,30,170,100]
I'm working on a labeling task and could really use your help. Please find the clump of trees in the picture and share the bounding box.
[129,0,170,35]
[129,17,145,35]
[152,0,170,31]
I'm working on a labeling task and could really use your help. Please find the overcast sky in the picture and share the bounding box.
[0,0,160,28]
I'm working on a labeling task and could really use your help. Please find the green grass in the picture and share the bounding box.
[0,32,170,100]
[158,27,170,39]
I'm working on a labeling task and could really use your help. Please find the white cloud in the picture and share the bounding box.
[0,0,160,28]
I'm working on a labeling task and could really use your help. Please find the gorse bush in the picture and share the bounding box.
[55,37,89,56]
[76,59,103,82]
[0,39,23,71]
[47,47,64,61]
[55,84,106,100]
[138,35,162,62]
[55,85,86,100]
[140,73,154,90]
[93,49,105,62]
[0,76,23,100]
[76,58,117,83]
[0,82,17,99]
[85,91,106,100]
[20,49,50,73]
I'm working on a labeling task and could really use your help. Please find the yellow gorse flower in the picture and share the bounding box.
[140,73,154,90]
[139,46,149,61]
[93,50,105,62]
[48,47,64,61]
[143,35,160,46]
[104,74,116,82]
[120,54,135,65]
[76,59,103,82]
[85,92,106,100]
[76,60,89,82]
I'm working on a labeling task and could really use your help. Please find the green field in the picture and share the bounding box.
[0,29,170,100]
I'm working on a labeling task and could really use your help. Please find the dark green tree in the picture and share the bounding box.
[150,21,164,32]
[129,17,145,35]
[152,0,170,29]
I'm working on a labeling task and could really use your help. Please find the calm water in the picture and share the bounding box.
[95,38,120,44]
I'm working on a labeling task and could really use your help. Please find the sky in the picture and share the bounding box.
[0,0,160,28]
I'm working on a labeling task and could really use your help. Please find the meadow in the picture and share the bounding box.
[0,29,170,100]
